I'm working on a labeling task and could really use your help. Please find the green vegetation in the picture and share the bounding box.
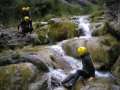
[35,20,77,43]
[0,0,81,25]
[48,21,76,42]
[0,0,105,26]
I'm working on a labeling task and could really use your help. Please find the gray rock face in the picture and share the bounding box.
[0,28,40,51]
[104,0,120,39]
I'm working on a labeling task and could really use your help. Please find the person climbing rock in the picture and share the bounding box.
[18,16,33,36]
[62,47,95,89]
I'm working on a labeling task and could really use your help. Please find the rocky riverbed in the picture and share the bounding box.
[0,15,120,90]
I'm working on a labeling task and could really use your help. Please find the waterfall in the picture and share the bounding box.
[49,44,112,79]
[78,16,92,38]
[47,16,112,89]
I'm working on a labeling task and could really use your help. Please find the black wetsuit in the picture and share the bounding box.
[79,53,95,78]
[18,20,33,34]
[62,53,95,88]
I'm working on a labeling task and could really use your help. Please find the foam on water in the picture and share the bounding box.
[72,16,91,39]
[50,45,65,56]
[63,56,82,70]
[48,69,67,81]
[95,71,112,78]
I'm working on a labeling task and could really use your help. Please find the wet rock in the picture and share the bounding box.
[0,28,41,51]
[112,56,120,85]
[29,72,65,90]
[0,45,75,72]
[74,78,120,90]
[0,63,38,90]
[29,74,49,90]
[20,54,50,72]
[0,50,21,66]
[99,44,120,71]
[62,37,109,65]
[50,54,72,71]
[0,48,51,72]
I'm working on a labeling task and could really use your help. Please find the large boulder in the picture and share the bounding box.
[0,28,41,51]
[62,37,109,65]
[0,49,49,72]
[99,44,120,71]
[35,18,77,44]
[0,45,74,72]
[0,63,38,90]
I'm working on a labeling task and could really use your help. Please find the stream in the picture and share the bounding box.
[46,16,113,90]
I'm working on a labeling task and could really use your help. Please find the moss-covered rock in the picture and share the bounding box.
[0,63,37,90]
[35,18,77,44]
[48,21,76,42]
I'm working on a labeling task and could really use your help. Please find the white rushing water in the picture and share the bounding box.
[78,16,92,38]
[48,16,112,87]
[49,44,112,80]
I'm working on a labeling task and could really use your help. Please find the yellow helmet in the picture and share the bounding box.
[22,6,30,11]
[26,6,30,11]
[24,16,30,21]
[22,6,26,11]
[77,47,88,56]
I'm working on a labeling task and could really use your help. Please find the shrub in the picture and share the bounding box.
[48,21,76,42]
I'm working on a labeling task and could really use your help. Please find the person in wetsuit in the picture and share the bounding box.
[21,6,31,18]
[62,47,95,89]
[18,16,33,36]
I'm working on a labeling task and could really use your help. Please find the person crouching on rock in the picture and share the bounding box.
[62,46,95,89]
[18,16,33,36]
